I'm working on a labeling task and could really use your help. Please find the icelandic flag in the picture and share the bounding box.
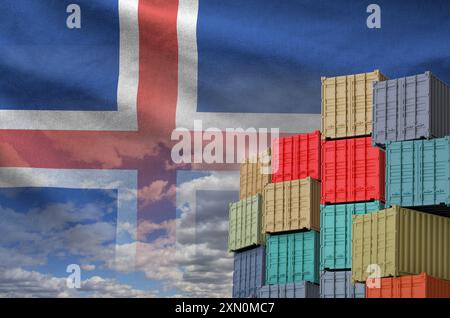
[1,0,450,297]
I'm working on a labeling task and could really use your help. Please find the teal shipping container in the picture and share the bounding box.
[266,231,319,285]
[320,201,383,270]
[386,137,450,212]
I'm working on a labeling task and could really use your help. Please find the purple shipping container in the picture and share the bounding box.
[373,72,450,147]
[257,282,319,298]
[320,270,365,298]
[232,246,265,298]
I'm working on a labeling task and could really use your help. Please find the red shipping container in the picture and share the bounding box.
[272,131,321,183]
[321,137,385,204]
[366,273,450,298]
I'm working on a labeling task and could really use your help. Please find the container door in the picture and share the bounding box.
[414,141,423,206]
[397,77,407,141]
[266,236,277,284]
[337,76,348,138]
[283,137,293,181]
[320,206,335,270]
[373,81,387,145]
[275,182,285,232]
[338,140,349,202]
[423,138,448,205]
[293,135,301,180]
[348,75,355,137]
[264,183,276,233]
[292,233,302,283]
[404,75,418,140]
[228,203,236,251]
[344,204,354,269]
[283,181,292,231]
[401,142,415,206]
[386,79,399,142]
[282,235,291,284]
[414,73,430,139]
[355,73,369,137]
[322,77,338,139]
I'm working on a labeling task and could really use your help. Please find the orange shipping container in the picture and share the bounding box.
[366,273,450,298]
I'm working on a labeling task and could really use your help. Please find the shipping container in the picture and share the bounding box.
[232,246,265,298]
[320,270,365,298]
[373,72,450,147]
[258,282,319,298]
[321,70,388,140]
[320,201,384,270]
[240,149,272,200]
[352,206,450,283]
[272,131,321,183]
[228,194,264,252]
[321,137,385,204]
[266,231,320,285]
[366,272,450,298]
[386,137,450,212]
[263,177,321,234]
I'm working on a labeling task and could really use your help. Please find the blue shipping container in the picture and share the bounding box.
[232,246,265,298]
[320,201,384,270]
[386,137,450,210]
[258,282,319,298]
[320,270,365,298]
[266,231,320,285]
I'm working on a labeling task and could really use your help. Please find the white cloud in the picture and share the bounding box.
[80,264,96,271]
[1,172,240,298]
[0,201,117,269]
[0,268,156,298]
[107,172,239,298]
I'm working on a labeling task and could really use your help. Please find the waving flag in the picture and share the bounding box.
[1,0,450,297]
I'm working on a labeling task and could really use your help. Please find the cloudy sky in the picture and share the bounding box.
[197,0,450,114]
[0,171,240,298]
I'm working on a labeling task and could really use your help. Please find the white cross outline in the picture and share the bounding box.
[176,0,321,133]
[0,0,139,131]
[0,167,138,268]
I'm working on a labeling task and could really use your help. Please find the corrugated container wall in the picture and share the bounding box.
[258,282,319,298]
[352,206,450,283]
[373,72,450,147]
[272,131,321,183]
[232,246,265,298]
[386,137,450,210]
[321,137,385,204]
[321,70,387,139]
[320,270,365,298]
[263,177,321,234]
[228,194,264,252]
[240,149,272,200]
[266,231,320,285]
[320,201,384,270]
[366,273,450,298]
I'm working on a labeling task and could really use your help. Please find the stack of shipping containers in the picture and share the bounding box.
[229,151,271,298]
[259,130,322,298]
[319,70,387,298]
[229,70,450,298]
[354,71,450,298]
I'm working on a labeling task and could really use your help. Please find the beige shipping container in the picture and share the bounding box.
[321,70,388,139]
[240,149,271,200]
[263,177,320,234]
[352,206,450,283]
